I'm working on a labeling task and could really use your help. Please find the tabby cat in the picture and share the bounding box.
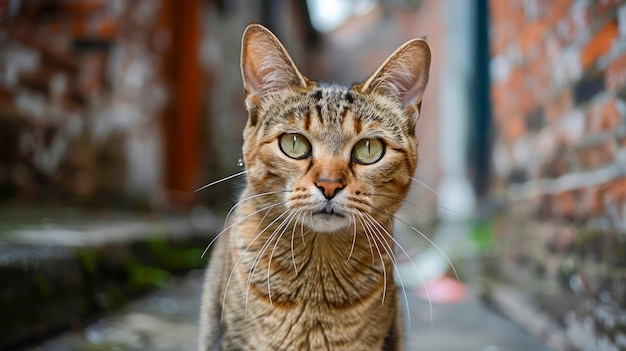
[199,24,431,351]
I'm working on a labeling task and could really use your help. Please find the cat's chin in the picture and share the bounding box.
[304,213,351,233]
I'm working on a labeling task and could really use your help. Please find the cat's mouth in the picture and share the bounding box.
[307,207,349,233]
[314,204,345,218]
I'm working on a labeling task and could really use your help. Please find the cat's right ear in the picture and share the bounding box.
[358,38,431,120]
[241,24,307,109]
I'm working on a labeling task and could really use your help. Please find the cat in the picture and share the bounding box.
[198,23,431,351]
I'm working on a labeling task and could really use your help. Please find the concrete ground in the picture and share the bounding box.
[405,292,554,351]
[10,208,553,351]
[26,270,553,351]
[24,272,205,351]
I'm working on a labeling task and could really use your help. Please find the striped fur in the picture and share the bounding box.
[199,24,431,351]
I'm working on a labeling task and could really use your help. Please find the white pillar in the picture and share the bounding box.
[438,0,476,221]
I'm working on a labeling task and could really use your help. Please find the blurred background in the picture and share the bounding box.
[0,0,625,350]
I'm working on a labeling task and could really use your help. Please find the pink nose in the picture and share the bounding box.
[316,179,344,199]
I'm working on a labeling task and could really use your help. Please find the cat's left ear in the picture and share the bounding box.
[241,24,308,108]
[359,38,431,118]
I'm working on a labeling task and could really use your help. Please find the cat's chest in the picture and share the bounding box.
[232,231,390,307]
[227,293,393,351]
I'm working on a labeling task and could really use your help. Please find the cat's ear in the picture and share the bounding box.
[359,38,431,116]
[241,24,307,107]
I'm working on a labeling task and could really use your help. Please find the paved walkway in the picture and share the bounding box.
[26,270,553,351]
[406,292,553,351]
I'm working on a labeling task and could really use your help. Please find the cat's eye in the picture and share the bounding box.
[279,133,311,159]
[352,138,385,165]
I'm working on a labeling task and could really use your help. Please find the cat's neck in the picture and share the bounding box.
[232,194,396,269]
[227,193,397,309]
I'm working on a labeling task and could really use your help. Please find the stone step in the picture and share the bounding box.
[0,208,217,350]
[23,273,203,351]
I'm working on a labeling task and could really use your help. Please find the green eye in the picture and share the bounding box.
[279,133,311,159]
[352,138,385,165]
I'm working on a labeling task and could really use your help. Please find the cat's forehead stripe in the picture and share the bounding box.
[315,104,324,125]
[257,87,409,146]
[303,110,311,131]
[340,108,349,128]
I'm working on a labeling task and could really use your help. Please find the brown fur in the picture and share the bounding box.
[199,24,430,351]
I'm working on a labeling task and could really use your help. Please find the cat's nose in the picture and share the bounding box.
[316,179,344,199]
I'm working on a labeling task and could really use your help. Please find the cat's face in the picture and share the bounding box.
[240,25,430,233]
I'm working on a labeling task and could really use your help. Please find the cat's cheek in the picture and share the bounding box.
[247,162,288,192]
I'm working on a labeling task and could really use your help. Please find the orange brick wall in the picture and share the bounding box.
[0,1,170,207]
[489,0,626,349]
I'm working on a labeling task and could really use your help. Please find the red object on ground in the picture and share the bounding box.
[417,275,467,304]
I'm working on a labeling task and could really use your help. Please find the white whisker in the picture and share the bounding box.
[408,176,467,220]
[362,212,428,328]
[202,200,288,258]
[370,192,432,221]
[195,170,249,193]
[244,209,291,316]
[408,176,439,197]
[291,210,305,275]
[366,204,460,282]
[220,202,288,322]
[224,191,289,225]
[267,210,300,304]
[301,211,308,245]
[346,214,357,263]
[357,215,387,304]
[352,212,376,265]
[394,216,459,283]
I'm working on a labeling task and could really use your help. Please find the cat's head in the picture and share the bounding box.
[239,24,430,233]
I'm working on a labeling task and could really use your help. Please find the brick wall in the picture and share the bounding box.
[0,1,167,207]
[489,0,626,349]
